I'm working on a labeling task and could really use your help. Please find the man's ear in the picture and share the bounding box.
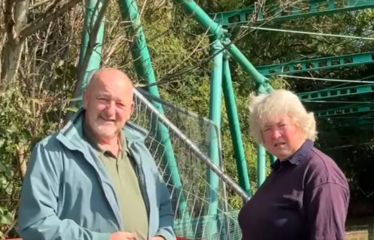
[129,102,135,115]
[82,91,88,109]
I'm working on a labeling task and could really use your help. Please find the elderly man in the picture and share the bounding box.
[18,68,175,240]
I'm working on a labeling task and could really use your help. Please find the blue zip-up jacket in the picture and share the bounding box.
[18,109,176,240]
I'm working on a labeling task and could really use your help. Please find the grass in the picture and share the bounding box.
[346,217,374,240]
[346,230,369,240]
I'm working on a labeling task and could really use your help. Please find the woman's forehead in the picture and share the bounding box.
[263,115,292,126]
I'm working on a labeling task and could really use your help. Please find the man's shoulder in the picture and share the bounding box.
[26,132,66,178]
[31,132,67,162]
[303,147,348,190]
[34,132,60,149]
[123,121,148,143]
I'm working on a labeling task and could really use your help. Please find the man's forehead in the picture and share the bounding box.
[94,90,133,101]
[88,70,132,90]
[96,91,110,96]
[95,90,125,97]
[91,79,131,93]
[92,68,129,80]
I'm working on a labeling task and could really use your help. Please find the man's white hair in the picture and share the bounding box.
[248,89,317,145]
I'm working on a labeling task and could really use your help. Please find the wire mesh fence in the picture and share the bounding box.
[131,89,248,240]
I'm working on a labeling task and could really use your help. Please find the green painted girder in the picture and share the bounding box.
[332,119,374,128]
[298,84,374,100]
[256,51,374,76]
[209,0,374,27]
[315,104,374,117]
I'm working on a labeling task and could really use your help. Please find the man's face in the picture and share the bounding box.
[261,115,305,160]
[83,74,134,140]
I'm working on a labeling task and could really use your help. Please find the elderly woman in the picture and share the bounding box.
[238,89,350,240]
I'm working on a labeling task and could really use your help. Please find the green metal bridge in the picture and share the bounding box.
[76,0,374,239]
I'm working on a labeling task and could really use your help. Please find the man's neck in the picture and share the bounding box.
[97,135,120,157]
[96,136,118,147]
[103,144,120,158]
[84,120,120,156]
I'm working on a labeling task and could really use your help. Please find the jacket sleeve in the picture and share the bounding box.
[18,140,110,240]
[304,183,349,240]
[154,173,176,240]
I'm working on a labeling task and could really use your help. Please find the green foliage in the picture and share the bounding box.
[0,87,31,236]
[0,206,14,238]
[0,68,74,237]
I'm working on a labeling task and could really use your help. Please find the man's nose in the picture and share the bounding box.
[105,101,116,117]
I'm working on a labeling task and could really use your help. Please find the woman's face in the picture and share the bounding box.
[261,115,306,161]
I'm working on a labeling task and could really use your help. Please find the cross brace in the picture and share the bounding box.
[332,119,374,128]
[315,104,374,117]
[256,52,374,76]
[298,84,374,100]
[209,0,374,27]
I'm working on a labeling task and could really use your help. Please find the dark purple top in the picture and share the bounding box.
[238,140,350,240]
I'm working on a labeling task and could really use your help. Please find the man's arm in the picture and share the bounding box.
[304,183,350,240]
[18,141,110,240]
[153,173,176,240]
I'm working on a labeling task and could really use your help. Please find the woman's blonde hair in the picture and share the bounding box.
[248,89,317,145]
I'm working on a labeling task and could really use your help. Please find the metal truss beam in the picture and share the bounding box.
[332,119,374,128]
[315,104,374,117]
[298,84,374,100]
[255,52,374,76]
[209,0,374,27]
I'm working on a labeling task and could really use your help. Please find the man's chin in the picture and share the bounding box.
[94,128,117,139]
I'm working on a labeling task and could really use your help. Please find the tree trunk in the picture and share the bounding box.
[1,0,29,86]
[1,0,81,87]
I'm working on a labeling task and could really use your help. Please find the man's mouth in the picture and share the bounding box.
[99,116,115,121]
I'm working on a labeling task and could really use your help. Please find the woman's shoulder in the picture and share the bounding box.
[302,147,349,190]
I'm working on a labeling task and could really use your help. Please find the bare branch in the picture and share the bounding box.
[18,0,81,40]
[29,0,59,27]
[73,0,110,99]
[103,35,127,65]
[17,145,27,179]
[28,0,54,10]
[42,21,53,55]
